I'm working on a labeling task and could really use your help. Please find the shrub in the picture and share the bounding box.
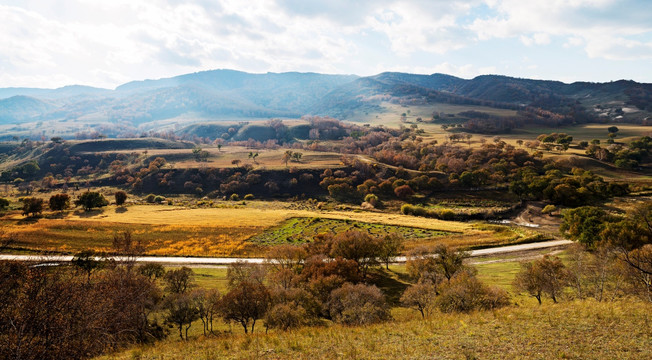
[394,184,414,199]
[436,271,510,312]
[229,193,240,201]
[145,194,156,203]
[328,283,390,325]
[364,193,380,207]
[244,194,255,200]
[541,204,557,215]
[264,303,307,331]
[434,209,455,220]
[154,195,166,203]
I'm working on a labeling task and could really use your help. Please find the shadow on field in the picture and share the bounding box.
[45,212,68,219]
[369,268,411,305]
[17,217,40,225]
[115,207,128,213]
[73,209,105,218]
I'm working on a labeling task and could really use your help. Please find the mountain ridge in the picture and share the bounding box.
[0,69,650,133]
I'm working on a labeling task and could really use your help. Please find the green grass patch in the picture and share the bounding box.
[247,217,453,246]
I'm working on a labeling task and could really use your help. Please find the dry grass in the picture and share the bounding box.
[0,203,544,257]
[99,299,651,360]
[92,146,346,170]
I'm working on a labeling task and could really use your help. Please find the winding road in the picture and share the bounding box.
[0,239,573,266]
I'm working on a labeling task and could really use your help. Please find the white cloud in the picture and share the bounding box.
[0,0,650,88]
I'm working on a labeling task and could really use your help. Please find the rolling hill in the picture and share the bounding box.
[0,70,650,137]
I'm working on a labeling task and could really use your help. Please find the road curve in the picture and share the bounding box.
[0,239,573,266]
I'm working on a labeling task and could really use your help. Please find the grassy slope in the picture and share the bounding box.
[102,259,651,360]
[101,301,651,360]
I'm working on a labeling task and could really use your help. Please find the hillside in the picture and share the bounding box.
[0,70,651,139]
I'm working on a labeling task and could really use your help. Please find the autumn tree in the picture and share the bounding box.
[191,288,221,336]
[49,193,70,211]
[164,267,195,294]
[400,281,437,319]
[513,255,569,304]
[114,190,128,206]
[220,279,270,334]
[21,197,43,217]
[75,191,108,211]
[163,293,199,341]
[329,230,382,279]
[138,263,166,280]
[560,206,608,248]
[378,234,404,269]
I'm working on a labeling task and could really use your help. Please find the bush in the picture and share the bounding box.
[363,193,380,208]
[264,303,307,331]
[154,195,166,203]
[145,194,156,203]
[229,193,240,201]
[436,271,510,312]
[434,209,455,220]
[327,283,390,325]
[244,194,255,200]
[541,204,557,215]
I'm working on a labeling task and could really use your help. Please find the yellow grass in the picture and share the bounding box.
[2,203,520,257]
[90,146,346,170]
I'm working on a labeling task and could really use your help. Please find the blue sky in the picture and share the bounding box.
[1,0,651,89]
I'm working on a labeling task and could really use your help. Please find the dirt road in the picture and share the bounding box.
[0,239,573,265]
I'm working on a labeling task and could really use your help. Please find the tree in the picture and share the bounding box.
[192,288,221,336]
[560,206,608,248]
[21,197,43,217]
[513,255,568,304]
[72,250,104,282]
[114,190,128,206]
[138,263,165,280]
[378,234,404,269]
[281,150,293,167]
[433,245,469,281]
[48,193,70,211]
[164,267,195,294]
[327,283,390,325]
[164,293,199,341]
[607,126,619,134]
[0,198,10,211]
[220,280,270,334]
[400,281,437,319]
[329,230,382,279]
[75,191,108,211]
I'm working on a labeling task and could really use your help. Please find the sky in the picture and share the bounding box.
[1,0,651,89]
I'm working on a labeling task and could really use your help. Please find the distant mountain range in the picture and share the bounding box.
[1,69,651,130]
